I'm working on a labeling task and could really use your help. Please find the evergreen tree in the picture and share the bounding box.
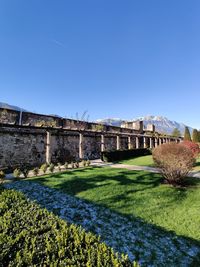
[184,126,192,141]
[192,129,199,142]
[172,128,181,137]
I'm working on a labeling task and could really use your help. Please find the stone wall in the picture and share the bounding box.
[0,109,19,125]
[0,108,140,135]
[50,132,80,163]
[22,112,62,128]
[0,126,46,170]
[83,134,101,159]
[104,136,117,151]
[0,108,182,170]
[0,126,123,169]
[120,136,128,150]
[129,136,136,149]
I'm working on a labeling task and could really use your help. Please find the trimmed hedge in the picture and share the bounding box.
[0,188,138,267]
[101,148,152,162]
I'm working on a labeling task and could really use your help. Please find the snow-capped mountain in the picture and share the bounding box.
[96,118,125,127]
[0,102,27,111]
[96,115,193,135]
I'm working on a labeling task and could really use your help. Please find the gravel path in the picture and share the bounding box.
[4,181,200,267]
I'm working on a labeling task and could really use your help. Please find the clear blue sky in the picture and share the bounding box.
[0,0,200,128]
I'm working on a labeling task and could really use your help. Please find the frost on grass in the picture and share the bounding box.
[5,181,200,267]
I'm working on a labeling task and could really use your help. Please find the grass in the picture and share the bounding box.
[28,167,200,242]
[118,155,200,171]
[194,157,200,171]
[117,155,154,166]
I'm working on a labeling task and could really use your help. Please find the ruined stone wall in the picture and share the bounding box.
[120,136,128,150]
[0,108,141,135]
[104,136,117,151]
[50,132,80,163]
[0,108,182,170]
[83,134,101,159]
[0,126,110,169]
[0,109,19,124]
[129,136,136,149]
[22,112,62,128]
[138,137,144,148]
[0,127,46,170]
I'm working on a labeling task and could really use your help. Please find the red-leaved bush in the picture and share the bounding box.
[153,143,195,185]
[181,141,200,158]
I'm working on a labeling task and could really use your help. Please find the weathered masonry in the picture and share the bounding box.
[0,108,182,169]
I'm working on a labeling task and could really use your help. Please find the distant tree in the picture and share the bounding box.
[172,128,181,137]
[192,129,199,143]
[184,127,192,141]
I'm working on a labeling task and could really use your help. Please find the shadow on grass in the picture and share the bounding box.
[28,167,199,198]
[182,176,200,186]
[196,161,200,166]
[195,162,200,170]
[27,167,200,216]
[29,167,163,196]
[27,169,200,230]
[18,167,200,265]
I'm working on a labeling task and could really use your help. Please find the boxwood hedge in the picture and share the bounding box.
[0,188,138,267]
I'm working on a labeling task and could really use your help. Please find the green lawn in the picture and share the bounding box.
[118,155,200,171]
[194,157,200,171]
[118,155,154,166]
[28,167,200,242]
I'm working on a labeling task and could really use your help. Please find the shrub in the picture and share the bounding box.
[82,160,87,167]
[15,164,30,178]
[0,170,5,184]
[57,163,62,172]
[153,143,195,185]
[13,168,21,178]
[64,162,68,169]
[75,161,79,168]
[71,162,75,169]
[32,167,39,176]
[0,189,138,266]
[49,163,55,173]
[181,141,200,159]
[86,160,91,166]
[101,148,151,162]
[40,163,48,174]
[20,166,30,178]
